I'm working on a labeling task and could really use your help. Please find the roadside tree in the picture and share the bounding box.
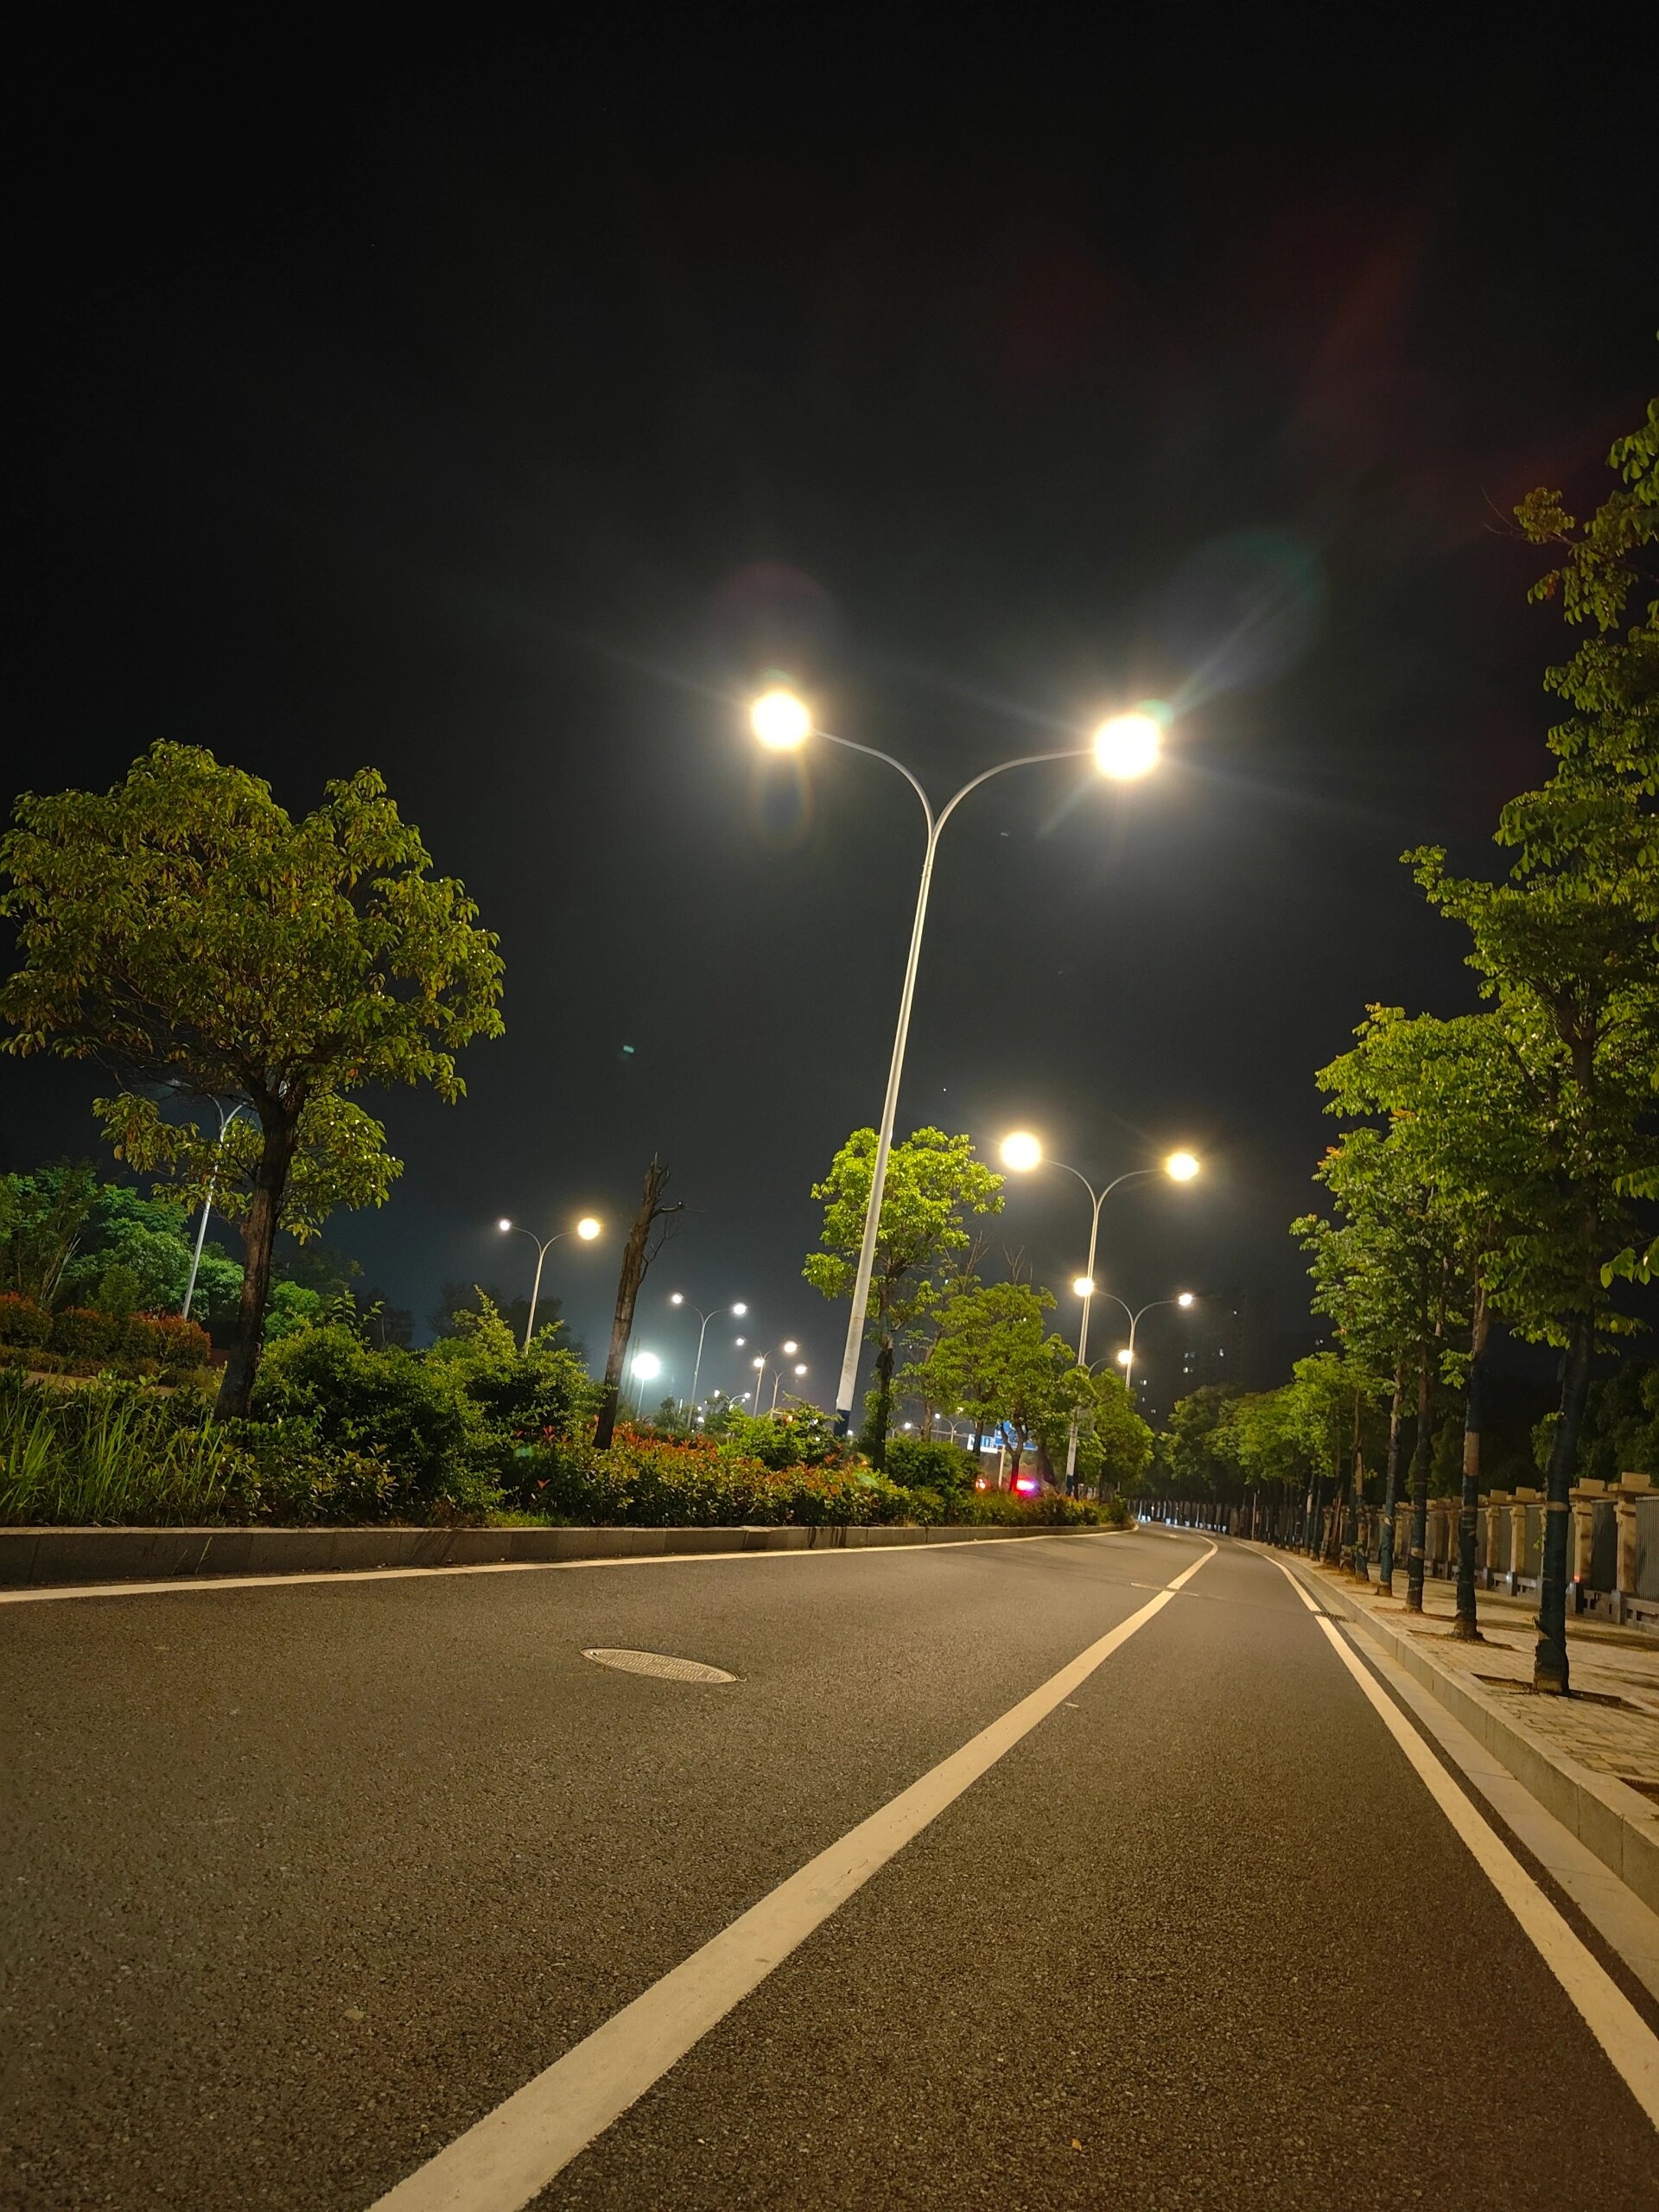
[0,745,505,1415]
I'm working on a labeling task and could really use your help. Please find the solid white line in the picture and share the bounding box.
[0,1527,1132,1607]
[366,1540,1218,2211]
[1265,1555,1659,2132]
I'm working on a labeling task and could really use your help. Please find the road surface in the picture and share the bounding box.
[4,1527,1656,2209]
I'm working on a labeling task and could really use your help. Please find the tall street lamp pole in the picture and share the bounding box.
[181,1096,250,1322]
[498,1214,602,1350]
[999,1135,1200,1484]
[670,1294,749,1422]
[751,689,1166,1433]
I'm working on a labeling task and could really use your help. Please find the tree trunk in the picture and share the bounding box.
[1405,1346,1433,1612]
[864,1336,896,1470]
[1533,1307,1593,1694]
[1450,1283,1490,1643]
[594,1158,677,1451]
[214,1112,296,1419]
[1377,1363,1403,1594]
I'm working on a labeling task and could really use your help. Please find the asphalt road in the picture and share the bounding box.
[3,1529,1656,2209]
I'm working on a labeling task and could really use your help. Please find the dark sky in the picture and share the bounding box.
[6,22,1654,1410]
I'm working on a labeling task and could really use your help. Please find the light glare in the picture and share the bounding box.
[1165,1150,1200,1182]
[1178,1291,1195,1307]
[630,1351,662,1382]
[1093,712,1161,780]
[497,1217,512,1232]
[576,1216,601,1239]
[1071,1275,1096,1298]
[751,688,811,750]
[1000,1130,1043,1173]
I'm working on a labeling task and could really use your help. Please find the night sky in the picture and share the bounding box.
[7,23,1654,1413]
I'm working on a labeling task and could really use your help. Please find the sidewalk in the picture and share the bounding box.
[1274,1549,1659,1913]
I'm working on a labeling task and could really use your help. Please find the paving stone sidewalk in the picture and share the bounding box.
[1297,1559,1659,1795]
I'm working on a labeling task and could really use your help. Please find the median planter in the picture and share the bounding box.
[0,1518,1116,1589]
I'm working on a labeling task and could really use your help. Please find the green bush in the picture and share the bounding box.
[126,1312,214,1372]
[427,1297,599,1464]
[520,1427,912,1527]
[251,1322,497,1515]
[0,1294,51,1349]
[718,1406,847,1471]
[954,1486,1102,1528]
[882,1434,976,1496]
[49,1306,128,1360]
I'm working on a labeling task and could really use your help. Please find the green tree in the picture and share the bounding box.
[804,1127,1002,1466]
[0,1162,100,1304]
[1161,1385,1239,1505]
[1057,1363,1154,1497]
[0,744,505,1415]
[1406,401,1658,1690]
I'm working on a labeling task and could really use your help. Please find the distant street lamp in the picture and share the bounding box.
[1103,1291,1197,1397]
[498,1213,602,1350]
[181,1096,250,1322]
[753,687,1167,1433]
[999,1135,1200,1483]
[670,1294,749,1424]
[770,1361,809,1413]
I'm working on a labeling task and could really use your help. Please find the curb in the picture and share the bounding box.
[1274,1550,1659,1918]
[0,1518,1124,1590]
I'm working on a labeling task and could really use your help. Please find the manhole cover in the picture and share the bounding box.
[582,1648,736,1684]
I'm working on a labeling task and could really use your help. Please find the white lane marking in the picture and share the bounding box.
[1265,1555,1659,2132]
[368,1541,1218,2211]
[0,1527,1142,1607]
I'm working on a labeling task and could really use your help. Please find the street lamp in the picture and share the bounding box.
[752,688,1166,1433]
[498,1213,602,1350]
[770,1361,809,1413]
[1103,1291,1197,1396]
[999,1135,1200,1482]
[670,1294,749,1425]
[181,1096,251,1321]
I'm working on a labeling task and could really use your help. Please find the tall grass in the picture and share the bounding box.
[0,1375,238,1526]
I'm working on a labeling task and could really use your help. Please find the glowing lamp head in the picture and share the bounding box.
[630,1351,662,1382]
[734,1336,746,1347]
[1092,711,1162,780]
[1071,1275,1096,1299]
[1116,1347,1134,1367]
[999,1130,1042,1173]
[497,1217,512,1232]
[670,1291,684,1306]
[753,1356,765,1371]
[751,688,810,750]
[1177,1291,1195,1308]
[576,1216,601,1240]
[731,1301,748,1316]
[793,1363,807,1376]
[782,1339,798,1356]
[1165,1150,1200,1182]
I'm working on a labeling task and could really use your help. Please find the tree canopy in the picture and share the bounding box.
[0,744,505,1412]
